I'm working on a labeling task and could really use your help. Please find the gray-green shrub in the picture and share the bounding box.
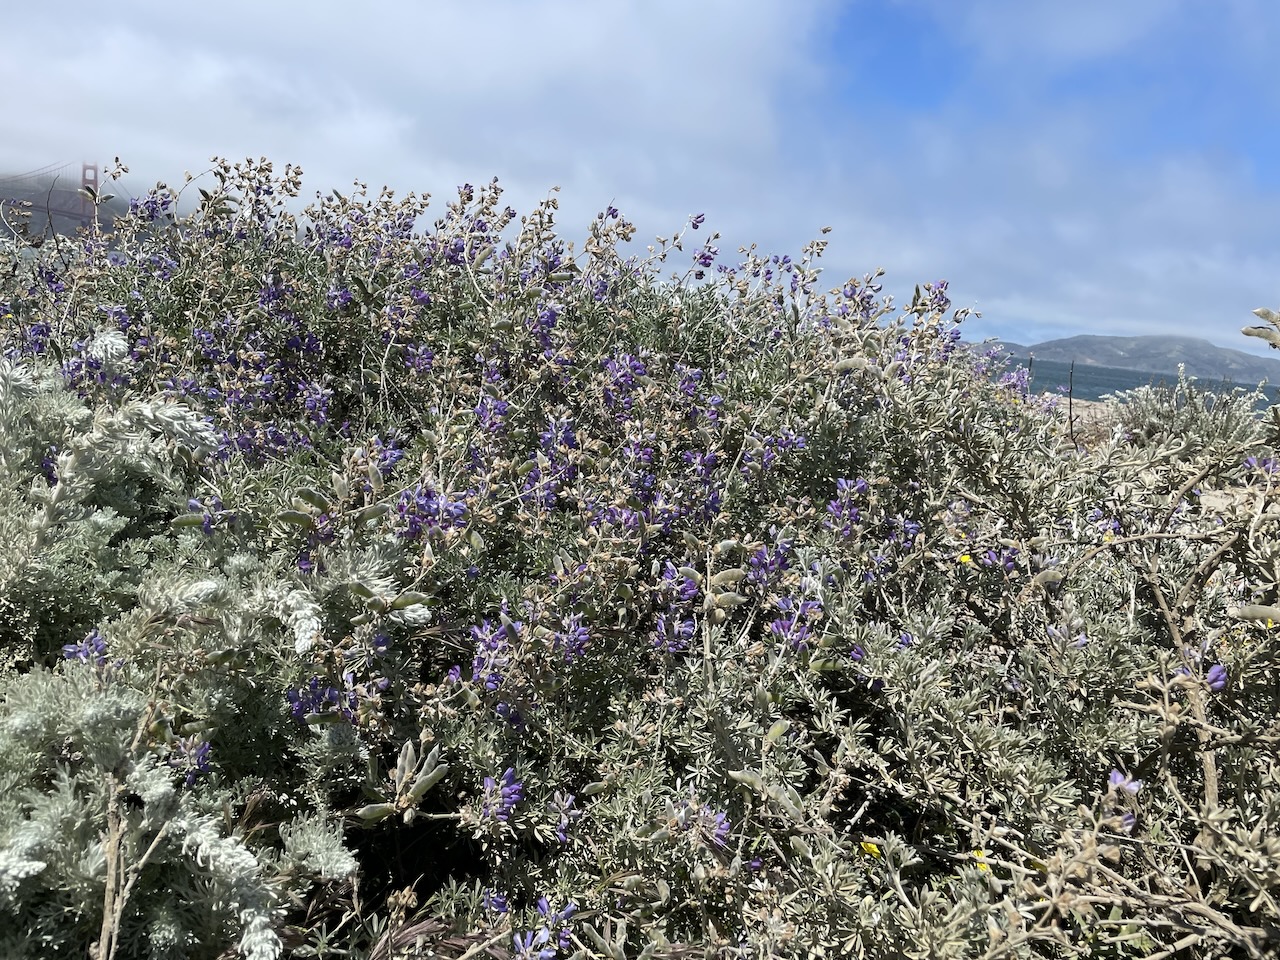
[0,158,1278,958]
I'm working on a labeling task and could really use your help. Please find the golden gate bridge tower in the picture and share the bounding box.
[0,161,104,239]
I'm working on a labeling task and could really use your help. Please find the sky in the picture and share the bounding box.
[4,0,1280,353]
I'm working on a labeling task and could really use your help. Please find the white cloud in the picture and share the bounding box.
[896,0,1184,68]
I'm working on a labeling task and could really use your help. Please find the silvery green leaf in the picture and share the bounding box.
[332,470,349,501]
[1242,325,1280,347]
[352,503,389,524]
[1231,604,1280,622]
[356,803,396,823]
[1033,569,1064,588]
[710,568,746,588]
[390,591,433,610]
[395,740,416,788]
[422,743,440,771]
[407,763,449,801]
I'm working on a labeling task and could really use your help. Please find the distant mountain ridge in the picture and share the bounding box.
[982,335,1280,385]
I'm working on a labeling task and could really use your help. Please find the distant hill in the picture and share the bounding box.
[980,335,1280,385]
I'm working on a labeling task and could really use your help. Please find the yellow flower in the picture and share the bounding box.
[972,850,990,872]
[860,841,882,859]
[958,554,973,565]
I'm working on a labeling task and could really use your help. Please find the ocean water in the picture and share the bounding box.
[1004,356,1280,406]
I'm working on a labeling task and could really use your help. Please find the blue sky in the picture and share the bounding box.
[4,0,1279,353]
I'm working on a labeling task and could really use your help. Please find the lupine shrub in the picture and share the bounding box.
[2,157,1280,958]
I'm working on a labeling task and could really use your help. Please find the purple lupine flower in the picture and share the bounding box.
[676,364,703,398]
[552,614,589,662]
[706,809,731,847]
[395,483,468,540]
[826,477,869,537]
[661,561,701,604]
[979,545,1018,572]
[676,799,731,847]
[169,735,212,787]
[549,791,580,843]
[537,897,577,951]
[747,533,792,590]
[682,449,718,480]
[475,395,510,433]
[923,279,951,315]
[482,889,510,914]
[511,928,555,960]
[654,611,697,653]
[1244,455,1279,475]
[1087,508,1122,536]
[471,619,517,691]
[404,342,434,372]
[601,352,647,413]
[768,596,823,652]
[482,767,524,822]
[63,629,108,666]
[1108,769,1142,795]
[287,675,358,723]
[1206,663,1228,692]
[369,435,406,478]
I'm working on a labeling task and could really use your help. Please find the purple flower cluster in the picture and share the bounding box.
[287,674,358,722]
[548,790,580,843]
[551,613,589,663]
[675,798,731,848]
[63,629,108,666]
[1244,454,1279,475]
[521,415,580,512]
[826,477,870,537]
[511,898,577,960]
[978,545,1019,573]
[1086,508,1123,538]
[186,494,233,536]
[747,531,792,591]
[394,483,468,541]
[997,366,1031,398]
[740,430,806,478]
[652,561,701,654]
[471,618,520,690]
[768,596,823,652]
[601,352,647,415]
[481,767,524,822]
[169,735,213,787]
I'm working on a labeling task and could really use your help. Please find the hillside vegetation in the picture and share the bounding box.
[2,159,1280,959]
